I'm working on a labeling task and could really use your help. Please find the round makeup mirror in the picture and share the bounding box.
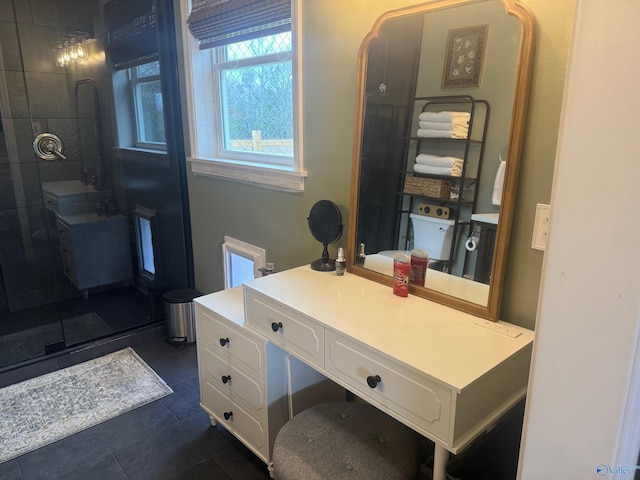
[308,200,343,271]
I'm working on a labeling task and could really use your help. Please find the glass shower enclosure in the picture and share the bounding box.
[0,0,145,369]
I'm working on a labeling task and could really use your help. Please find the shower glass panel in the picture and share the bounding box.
[0,0,145,369]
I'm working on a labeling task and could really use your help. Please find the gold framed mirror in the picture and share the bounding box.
[347,0,534,320]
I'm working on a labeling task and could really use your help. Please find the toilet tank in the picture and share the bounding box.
[409,214,455,261]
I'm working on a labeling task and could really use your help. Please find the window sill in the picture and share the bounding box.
[188,157,307,192]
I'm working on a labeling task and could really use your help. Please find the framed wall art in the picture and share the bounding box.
[442,24,488,88]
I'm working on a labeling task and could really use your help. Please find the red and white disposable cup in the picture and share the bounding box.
[393,252,411,297]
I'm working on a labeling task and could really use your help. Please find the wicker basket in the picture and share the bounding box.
[403,176,452,199]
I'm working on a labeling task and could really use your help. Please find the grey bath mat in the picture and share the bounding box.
[0,347,172,463]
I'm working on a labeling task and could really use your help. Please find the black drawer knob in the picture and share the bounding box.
[366,375,382,389]
[219,337,229,347]
[223,411,233,420]
[271,321,283,332]
[221,375,231,384]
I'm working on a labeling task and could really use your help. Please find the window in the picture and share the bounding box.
[105,0,168,155]
[129,61,166,149]
[133,206,159,281]
[182,0,305,191]
[111,61,167,153]
[222,236,266,289]
[216,33,293,163]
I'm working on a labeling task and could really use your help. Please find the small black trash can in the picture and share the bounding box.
[163,289,202,344]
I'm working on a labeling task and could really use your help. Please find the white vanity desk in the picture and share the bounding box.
[198,265,534,480]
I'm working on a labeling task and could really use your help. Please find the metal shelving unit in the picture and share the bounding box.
[398,95,490,273]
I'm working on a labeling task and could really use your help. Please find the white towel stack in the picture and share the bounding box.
[416,111,470,139]
[413,153,464,177]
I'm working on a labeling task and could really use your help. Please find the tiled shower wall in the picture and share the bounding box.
[0,0,117,312]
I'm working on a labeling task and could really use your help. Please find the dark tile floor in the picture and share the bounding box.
[0,333,272,480]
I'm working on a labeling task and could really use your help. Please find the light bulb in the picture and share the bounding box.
[55,33,90,68]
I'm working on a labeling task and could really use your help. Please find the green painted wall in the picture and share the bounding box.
[184,0,574,330]
[415,2,520,215]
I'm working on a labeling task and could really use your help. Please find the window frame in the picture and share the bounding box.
[180,0,305,192]
[129,64,167,150]
[112,59,169,157]
[213,45,293,166]
[133,205,160,282]
[222,236,266,289]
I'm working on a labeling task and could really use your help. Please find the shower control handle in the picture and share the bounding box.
[33,133,66,161]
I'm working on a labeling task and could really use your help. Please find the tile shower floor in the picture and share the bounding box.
[0,334,271,480]
[0,286,151,368]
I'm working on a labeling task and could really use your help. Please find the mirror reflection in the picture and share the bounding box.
[75,79,106,190]
[349,0,533,318]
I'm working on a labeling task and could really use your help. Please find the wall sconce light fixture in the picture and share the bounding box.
[56,32,90,68]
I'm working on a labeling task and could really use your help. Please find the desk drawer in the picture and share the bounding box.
[200,344,266,416]
[325,330,452,443]
[196,306,264,376]
[245,292,324,368]
[201,380,267,459]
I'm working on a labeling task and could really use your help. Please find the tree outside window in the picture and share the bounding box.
[217,32,293,160]
[129,61,166,148]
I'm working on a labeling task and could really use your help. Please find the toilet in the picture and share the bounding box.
[409,213,455,261]
[377,214,455,264]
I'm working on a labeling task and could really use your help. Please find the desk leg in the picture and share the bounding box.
[433,444,449,480]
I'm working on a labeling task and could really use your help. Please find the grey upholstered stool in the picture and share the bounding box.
[272,401,421,480]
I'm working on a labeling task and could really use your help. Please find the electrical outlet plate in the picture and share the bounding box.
[531,203,550,251]
[474,320,522,338]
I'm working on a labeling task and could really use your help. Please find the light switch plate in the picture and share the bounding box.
[531,203,550,251]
